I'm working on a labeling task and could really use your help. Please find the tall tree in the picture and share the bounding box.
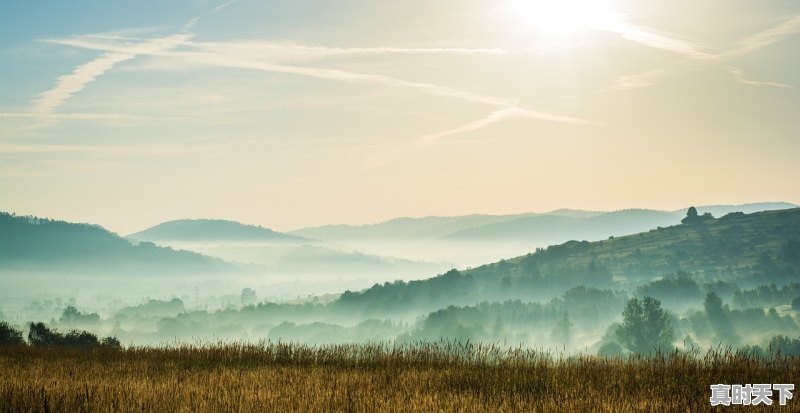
[616,296,675,355]
[704,292,740,345]
[0,322,25,346]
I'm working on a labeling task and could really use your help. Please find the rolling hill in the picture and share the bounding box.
[333,208,800,316]
[129,219,309,244]
[0,212,233,275]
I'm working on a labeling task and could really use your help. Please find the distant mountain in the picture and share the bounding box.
[333,208,800,316]
[130,219,308,244]
[288,215,524,241]
[540,208,605,219]
[290,210,599,241]
[291,203,796,244]
[0,212,233,275]
[445,209,680,243]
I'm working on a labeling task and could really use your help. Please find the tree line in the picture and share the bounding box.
[0,321,120,348]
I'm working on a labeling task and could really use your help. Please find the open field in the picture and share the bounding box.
[1,342,798,412]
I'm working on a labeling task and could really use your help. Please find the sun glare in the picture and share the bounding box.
[506,0,626,44]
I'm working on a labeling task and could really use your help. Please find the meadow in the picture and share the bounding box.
[1,342,798,412]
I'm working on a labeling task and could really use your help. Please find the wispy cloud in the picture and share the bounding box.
[31,52,135,114]
[212,0,239,14]
[418,107,599,146]
[599,14,800,93]
[727,67,793,89]
[191,42,518,63]
[595,66,675,93]
[610,25,714,60]
[56,37,516,63]
[182,17,200,31]
[32,34,191,114]
[723,14,800,58]
[45,35,596,134]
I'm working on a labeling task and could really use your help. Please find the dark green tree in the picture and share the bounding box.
[28,322,59,347]
[0,322,25,346]
[616,296,675,355]
[704,292,740,346]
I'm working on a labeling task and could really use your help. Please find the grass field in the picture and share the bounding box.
[1,342,798,412]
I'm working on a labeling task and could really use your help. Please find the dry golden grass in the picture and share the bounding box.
[1,342,798,412]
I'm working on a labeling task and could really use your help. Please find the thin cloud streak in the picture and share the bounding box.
[417,108,522,146]
[32,34,191,114]
[212,0,239,14]
[727,67,793,89]
[31,52,135,114]
[599,14,800,93]
[48,35,597,129]
[723,14,800,58]
[177,50,600,145]
[50,37,517,61]
[417,107,600,146]
[594,67,675,94]
[609,24,714,60]
[193,41,517,58]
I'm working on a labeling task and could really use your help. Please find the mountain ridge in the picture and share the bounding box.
[129,219,309,244]
[290,202,797,242]
[0,212,233,275]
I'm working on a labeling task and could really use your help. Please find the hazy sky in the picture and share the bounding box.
[1,0,799,234]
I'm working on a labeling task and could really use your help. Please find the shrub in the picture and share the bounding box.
[0,322,25,346]
[28,322,120,348]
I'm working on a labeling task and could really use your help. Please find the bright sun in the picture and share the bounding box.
[506,0,625,43]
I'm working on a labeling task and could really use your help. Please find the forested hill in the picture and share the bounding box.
[0,213,233,275]
[129,219,308,244]
[334,208,800,315]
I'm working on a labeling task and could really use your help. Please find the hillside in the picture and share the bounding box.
[0,213,233,275]
[129,219,308,244]
[334,208,800,315]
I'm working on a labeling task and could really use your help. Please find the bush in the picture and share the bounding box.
[0,322,25,346]
[28,322,61,347]
[62,330,100,348]
[28,322,121,348]
[101,336,122,348]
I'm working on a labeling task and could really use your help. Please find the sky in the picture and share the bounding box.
[1,0,799,234]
